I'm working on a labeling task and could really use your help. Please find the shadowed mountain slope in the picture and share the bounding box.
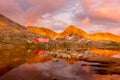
[0,14,39,44]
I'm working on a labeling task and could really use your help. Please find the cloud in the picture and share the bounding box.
[0,0,24,24]
[92,7,120,22]
[32,1,83,32]
[75,0,120,34]
[108,27,120,35]
[81,17,90,27]
[0,0,68,25]
[0,0,120,34]
[79,0,120,22]
[26,0,120,34]
[35,11,76,32]
[23,0,68,25]
[28,0,67,11]
[24,6,43,25]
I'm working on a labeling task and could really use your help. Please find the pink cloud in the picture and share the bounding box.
[28,0,67,11]
[23,0,68,25]
[80,0,95,11]
[79,0,120,22]
[0,0,68,25]
[0,0,24,24]
[92,7,120,22]
[109,27,120,35]
[81,17,90,27]
[0,0,120,34]
[24,7,43,25]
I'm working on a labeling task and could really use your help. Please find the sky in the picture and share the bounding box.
[0,0,120,34]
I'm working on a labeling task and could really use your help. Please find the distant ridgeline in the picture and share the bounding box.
[28,25,120,43]
[0,13,120,44]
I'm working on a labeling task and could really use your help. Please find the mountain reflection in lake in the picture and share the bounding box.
[0,47,120,80]
[0,60,120,80]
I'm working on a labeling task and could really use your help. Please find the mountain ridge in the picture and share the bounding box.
[0,13,119,43]
[27,25,120,42]
[58,25,88,38]
[28,26,56,38]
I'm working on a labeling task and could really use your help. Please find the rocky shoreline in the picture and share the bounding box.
[44,49,100,61]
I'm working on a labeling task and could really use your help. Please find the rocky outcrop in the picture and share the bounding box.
[44,49,99,60]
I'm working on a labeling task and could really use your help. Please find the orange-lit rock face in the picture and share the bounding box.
[27,26,57,38]
[27,25,120,42]
[90,49,120,57]
[89,32,120,42]
[59,25,88,38]
[27,25,89,38]
[0,21,7,29]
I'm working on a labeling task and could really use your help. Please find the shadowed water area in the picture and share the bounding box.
[0,45,120,80]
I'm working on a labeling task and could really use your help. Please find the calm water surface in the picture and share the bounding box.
[0,47,120,80]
